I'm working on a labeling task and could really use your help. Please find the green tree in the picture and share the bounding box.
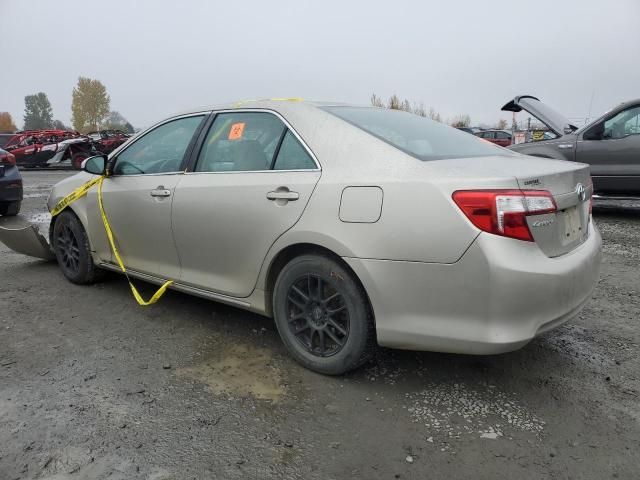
[0,112,18,133]
[52,119,69,130]
[103,111,133,132]
[23,93,53,130]
[71,77,110,133]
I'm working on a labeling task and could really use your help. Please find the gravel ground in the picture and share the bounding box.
[1,171,639,480]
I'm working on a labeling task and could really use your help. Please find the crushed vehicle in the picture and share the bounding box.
[503,95,640,196]
[87,130,130,155]
[0,100,602,375]
[2,130,103,169]
[0,147,22,216]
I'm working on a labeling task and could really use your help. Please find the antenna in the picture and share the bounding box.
[587,91,595,124]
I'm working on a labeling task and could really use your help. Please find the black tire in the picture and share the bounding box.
[273,254,376,375]
[0,201,21,216]
[52,210,104,284]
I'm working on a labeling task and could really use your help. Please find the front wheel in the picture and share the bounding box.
[273,254,376,375]
[52,210,104,284]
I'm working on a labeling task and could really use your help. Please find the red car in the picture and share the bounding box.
[2,130,99,169]
[475,129,512,147]
[87,130,129,155]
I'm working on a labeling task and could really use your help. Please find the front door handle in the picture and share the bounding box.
[150,186,171,197]
[266,189,299,201]
[557,143,574,149]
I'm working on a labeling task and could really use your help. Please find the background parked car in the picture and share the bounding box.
[0,147,22,216]
[475,129,512,147]
[502,95,640,196]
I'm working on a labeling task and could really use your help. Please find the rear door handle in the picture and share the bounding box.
[266,190,299,201]
[150,186,171,197]
[557,144,574,149]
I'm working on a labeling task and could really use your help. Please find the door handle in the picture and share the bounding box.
[150,186,171,197]
[557,144,574,149]
[266,189,299,201]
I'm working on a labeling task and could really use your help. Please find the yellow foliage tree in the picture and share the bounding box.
[0,112,17,133]
[71,77,110,133]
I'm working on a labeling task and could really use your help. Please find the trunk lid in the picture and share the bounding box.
[501,95,578,137]
[435,155,592,257]
[517,162,592,257]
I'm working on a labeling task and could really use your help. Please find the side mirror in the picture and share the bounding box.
[82,154,108,176]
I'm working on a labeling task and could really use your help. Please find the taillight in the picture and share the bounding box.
[0,153,16,165]
[452,189,556,242]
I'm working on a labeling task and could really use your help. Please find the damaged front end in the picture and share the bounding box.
[0,215,54,260]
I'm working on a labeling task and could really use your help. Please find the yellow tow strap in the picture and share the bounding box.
[50,176,173,306]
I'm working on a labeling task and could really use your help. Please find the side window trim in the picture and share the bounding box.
[269,128,289,170]
[185,108,321,173]
[108,112,209,177]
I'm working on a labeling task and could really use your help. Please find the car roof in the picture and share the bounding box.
[168,99,353,118]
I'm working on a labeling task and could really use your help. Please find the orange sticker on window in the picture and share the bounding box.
[228,122,245,140]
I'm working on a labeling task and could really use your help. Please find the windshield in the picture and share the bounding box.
[322,106,514,161]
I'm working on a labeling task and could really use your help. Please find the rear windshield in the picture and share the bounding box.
[323,106,514,161]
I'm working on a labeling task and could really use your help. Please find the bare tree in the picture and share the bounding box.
[387,94,402,110]
[495,118,508,129]
[413,102,427,117]
[451,114,471,128]
[370,93,385,108]
[428,107,442,123]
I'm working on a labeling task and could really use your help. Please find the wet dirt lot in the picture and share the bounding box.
[1,171,639,479]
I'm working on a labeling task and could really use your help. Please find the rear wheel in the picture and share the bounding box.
[0,201,21,216]
[273,254,376,375]
[52,210,103,284]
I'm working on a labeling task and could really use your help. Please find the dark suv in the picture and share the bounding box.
[0,147,22,216]
[502,95,640,196]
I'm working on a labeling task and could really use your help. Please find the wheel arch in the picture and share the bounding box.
[263,242,376,329]
[48,202,90,247]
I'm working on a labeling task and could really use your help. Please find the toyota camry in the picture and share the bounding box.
[0,100,602,374]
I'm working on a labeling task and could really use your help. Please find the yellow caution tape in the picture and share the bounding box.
[50,176,173,306]
[232,97,304,107]
[50,176,102,217]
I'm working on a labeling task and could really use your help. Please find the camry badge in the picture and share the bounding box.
[575,183,586,202]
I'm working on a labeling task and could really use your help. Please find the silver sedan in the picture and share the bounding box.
[18,100,605,374]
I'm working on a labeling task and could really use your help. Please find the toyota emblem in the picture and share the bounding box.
[575,183,586,202]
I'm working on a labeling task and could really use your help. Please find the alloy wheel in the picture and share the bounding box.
[56,224,80,274]
[285,274,350,357]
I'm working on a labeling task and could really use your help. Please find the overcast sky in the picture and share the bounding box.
[1,0,638,130]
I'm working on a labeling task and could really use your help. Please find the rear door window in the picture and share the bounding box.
[195,112,286,172]
[273,131,316,170]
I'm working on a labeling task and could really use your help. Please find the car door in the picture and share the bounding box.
[86,113,206,279]
[577,104,640,194]
[171,110,321,297]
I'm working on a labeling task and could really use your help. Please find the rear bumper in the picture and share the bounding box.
[344,222,602,354]
[0,166,23,203]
